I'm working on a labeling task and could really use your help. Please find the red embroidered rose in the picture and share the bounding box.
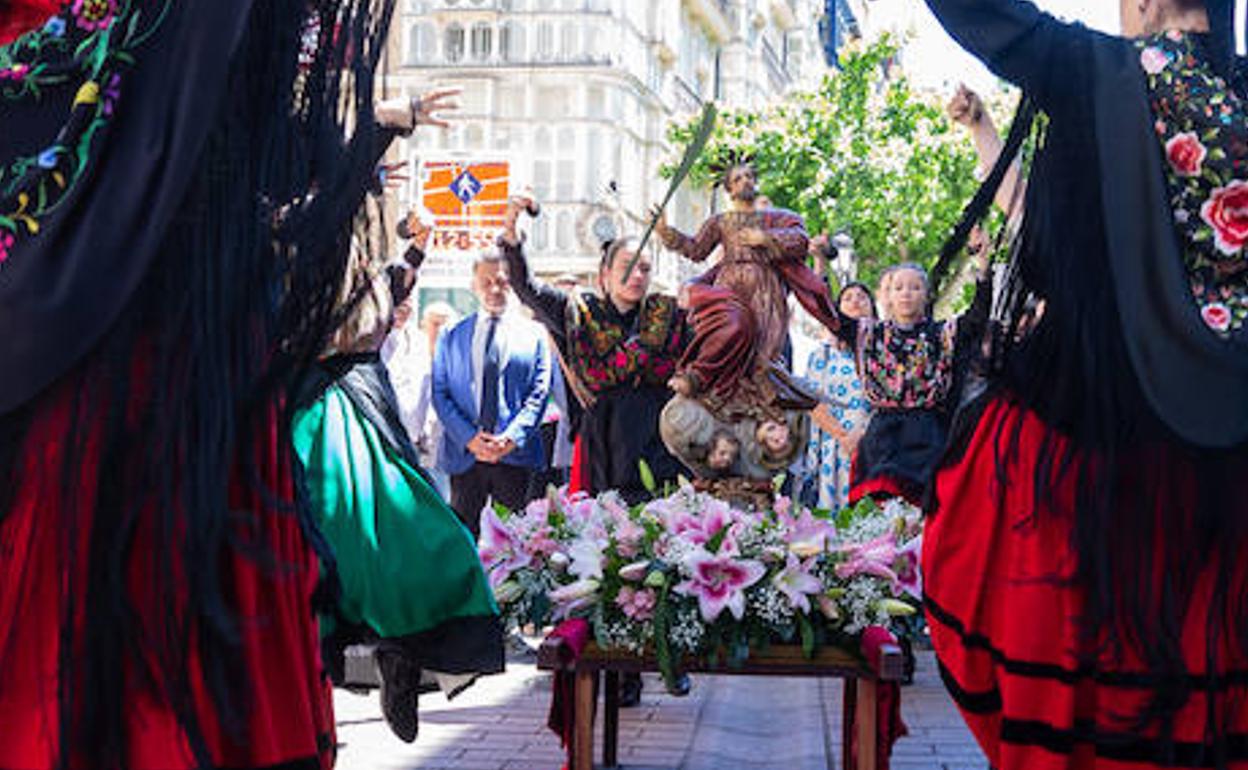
[0,231,13,264]
[1201,180,1248,256]
[1201,302,1232,333]
[1165,132,1206,177]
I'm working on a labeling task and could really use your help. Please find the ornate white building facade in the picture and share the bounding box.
[383,0,830,295]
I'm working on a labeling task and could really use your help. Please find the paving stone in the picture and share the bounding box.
[334,651,988,770]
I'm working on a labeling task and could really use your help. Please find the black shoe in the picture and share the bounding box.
[665,673,692,697]
[376,648,420,743]
[619,672,643,708]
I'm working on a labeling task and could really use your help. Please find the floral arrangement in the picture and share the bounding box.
[479,485,922,684]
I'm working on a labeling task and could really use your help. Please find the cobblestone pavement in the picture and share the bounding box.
[333,650,987,770]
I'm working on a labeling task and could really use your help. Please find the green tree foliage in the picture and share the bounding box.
[664,37,983,291]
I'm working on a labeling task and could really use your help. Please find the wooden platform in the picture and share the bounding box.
[538,639,904,770]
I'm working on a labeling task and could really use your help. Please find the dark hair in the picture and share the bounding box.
[599,236,640,272]
[836,281,878,319]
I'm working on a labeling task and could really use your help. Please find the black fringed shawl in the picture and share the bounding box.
[0,0,397,766]
[927,0,1248,755]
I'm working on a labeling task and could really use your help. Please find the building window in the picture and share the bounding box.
[499,21,524,62]
[465,123,485,150]
[445,24,466,63]
[534,159,553,201]
[470,22,493,60]
[534,126,553,154]
[559,22,577,60]
[531,216,550,250]
[585,131,601,196]
[407,22,434,64]
[583,24,600,60]
[535,21,554,60]
[556,159,575,199]
[556,211,574,250]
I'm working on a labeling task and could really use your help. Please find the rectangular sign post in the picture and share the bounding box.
[415,159,511,317]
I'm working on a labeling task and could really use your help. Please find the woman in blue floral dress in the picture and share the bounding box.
[803,282,876,511]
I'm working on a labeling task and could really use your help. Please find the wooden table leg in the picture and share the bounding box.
[603,671,620,768]
[854,678,878,770]
[841,678,857,770]
[573,669,596,770]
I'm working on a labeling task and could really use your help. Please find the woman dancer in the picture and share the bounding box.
[925,0,1248,766]
[292,219,503,744]
[0,3,428,767]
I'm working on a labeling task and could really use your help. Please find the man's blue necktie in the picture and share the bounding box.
[479,316,500,433]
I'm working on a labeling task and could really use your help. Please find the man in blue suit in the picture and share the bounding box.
[433,251,552,536]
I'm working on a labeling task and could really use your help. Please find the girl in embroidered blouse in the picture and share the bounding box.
[836,231,993,506]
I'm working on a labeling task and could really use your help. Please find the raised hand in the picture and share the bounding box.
[967,224,992,276]
[375,88,461,133]
[412,88,461,129]
[946,84,985,128]
[649,204,670,239]
[377,160,410,191]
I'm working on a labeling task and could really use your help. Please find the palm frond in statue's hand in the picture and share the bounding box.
[626,102,718,281]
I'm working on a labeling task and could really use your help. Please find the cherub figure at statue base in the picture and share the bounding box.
[659,395,809,509]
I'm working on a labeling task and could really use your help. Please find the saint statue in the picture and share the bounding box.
[652,156,840,489]
[654,157,842,421]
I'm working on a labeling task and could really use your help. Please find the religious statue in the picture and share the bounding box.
[652,156,841,493]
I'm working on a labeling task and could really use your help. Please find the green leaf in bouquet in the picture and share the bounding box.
[798,614,815,659]
[772,472,787,494]
[493,499,512,519]
[638,458,657,495]
[653,584,682,692]
[705,527,729,555]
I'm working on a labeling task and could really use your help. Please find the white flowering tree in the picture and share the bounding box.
[665,36,983,290]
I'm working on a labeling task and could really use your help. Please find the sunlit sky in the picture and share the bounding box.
[871,0,1120,91]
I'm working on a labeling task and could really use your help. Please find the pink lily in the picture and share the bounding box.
[478,506,532,588]
[549,578,601,619]
[834,532,899,584]
[780,508,837,557]
[665,501,736,549]
[674,549,766,622]
[771,553,823,613]
[893,535,923,600]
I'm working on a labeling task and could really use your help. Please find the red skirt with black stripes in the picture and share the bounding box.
[924,397,1248,770]
[0,369,335,769]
